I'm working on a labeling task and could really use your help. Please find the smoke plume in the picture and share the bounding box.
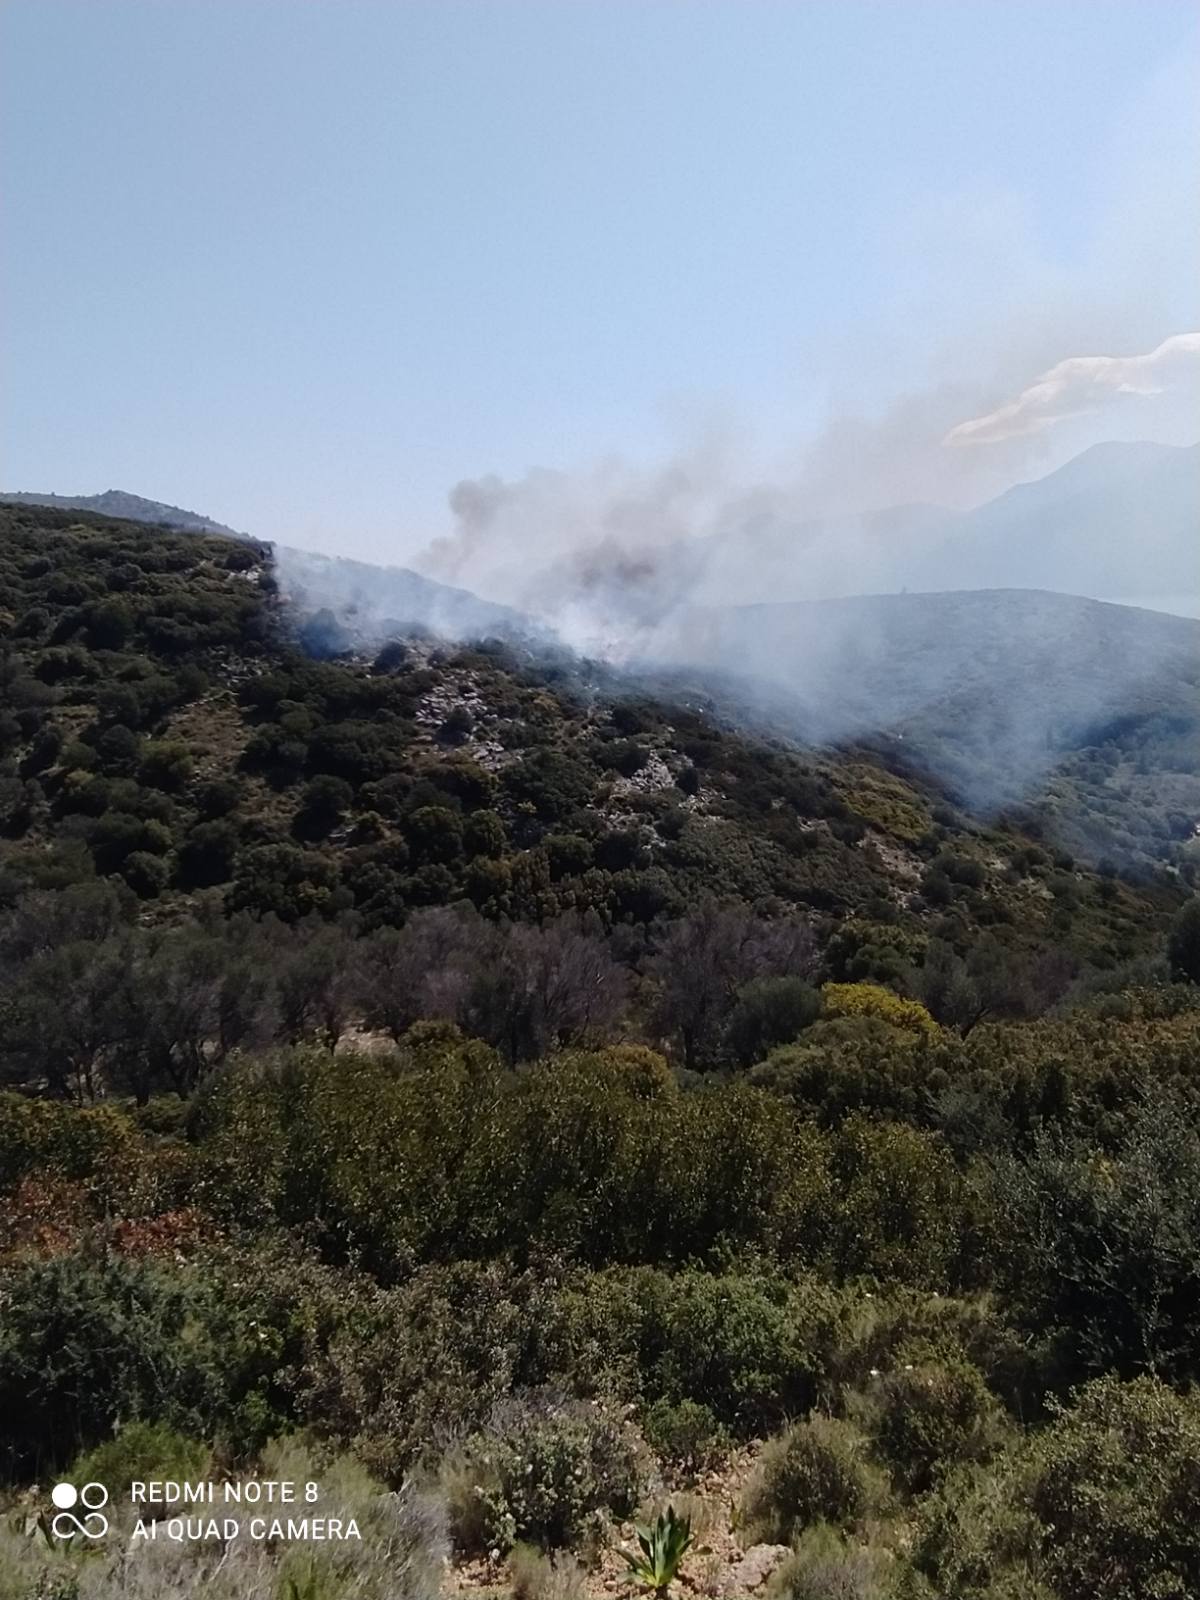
[946,333,1200,447]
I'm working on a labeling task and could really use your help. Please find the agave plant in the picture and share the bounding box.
[621,1505,693,1599]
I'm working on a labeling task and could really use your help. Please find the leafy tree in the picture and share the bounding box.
[177,818,241,888]
[404,804,464,866]
[463,808,507,860]
[989,1091,1200,1383]
[650,904,816,1070]
[723,976,821,1066]
[296,773,355,837]
[438,704,475,744]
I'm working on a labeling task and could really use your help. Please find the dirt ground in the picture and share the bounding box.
[448,1446,789,1600]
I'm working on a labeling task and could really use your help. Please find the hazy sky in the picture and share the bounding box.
[3,1,1197,559]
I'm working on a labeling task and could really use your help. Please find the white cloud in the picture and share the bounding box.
[944,332,1200,446]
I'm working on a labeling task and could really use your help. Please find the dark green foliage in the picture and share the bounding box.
[914,1375,1200,1600]
[1025,1377,1200,1600]
[986,1091,1200,1382]
[296,773,354,837]
[0,1250,225,1479]
[640,1398,729,1477]
[463,808,507,859]
[138,738,194,791]
[869,1358,1005,1492]
[1167,896,1200,982]
[404,804,463,865]
[724,976,822,1065]
[438,704,475,744]
[503,748,596,821]
[177,817,240,886]
[122,849,170,897]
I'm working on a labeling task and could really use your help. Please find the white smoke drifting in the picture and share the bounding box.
[946,333,1200,447]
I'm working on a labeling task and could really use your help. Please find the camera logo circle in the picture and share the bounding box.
[50,1482,109,1540]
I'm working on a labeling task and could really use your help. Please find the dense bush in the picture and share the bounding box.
[913,1375,1200,1600]
[640,1398,730,1478]
[442,1391,646,1554]
[740,1416,885,1542]
[0,1250,226,1478]
[867,1358,1006,1492]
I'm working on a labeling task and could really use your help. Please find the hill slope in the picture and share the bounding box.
[648,587,1200,868]
[0,487,249,540]
[3,518,1200,1600]
[0,501,1186,981]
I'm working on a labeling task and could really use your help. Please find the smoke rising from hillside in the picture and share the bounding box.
[413,329,1199,659]
[281,34,1200,831]
[411,34,1198,649]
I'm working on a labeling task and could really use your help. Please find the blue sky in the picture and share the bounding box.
[2,1,1196,560]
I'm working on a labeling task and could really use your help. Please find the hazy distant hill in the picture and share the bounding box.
[915,440,1199,602]
[7,453,1195,866]
[0,488,248,540]
[694,439,1199,613]
[663,587,1199,737]
[645,586,1200,864]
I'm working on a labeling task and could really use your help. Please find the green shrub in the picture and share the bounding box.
[724,977,822,1066]
[463,808,507,859]
[1025,1375,1200,1600]
[828,1117,962,1286]
[0,1251,224,1479]
[122,849,170,897]
[767,1524,899,1600]
[911,1457,1042,1600]
[442,1390,646,1554]
[750,1017,934,1126]
[913,1375,1200,1600]
[0,1095,134,1193]
[138,739,194,792]
[636,1270,838,1434]
[740,1417,885,1543]
[641,1398,730,1479]
[69,1421,209,1502]
[868,1358,1006,1492]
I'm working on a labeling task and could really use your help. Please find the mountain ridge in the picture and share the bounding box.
[0,487,249,540]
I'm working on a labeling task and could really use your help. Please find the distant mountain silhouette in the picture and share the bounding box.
[0,488,248,539]
[693,439,1199,612]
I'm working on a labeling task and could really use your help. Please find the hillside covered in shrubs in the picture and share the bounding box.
[3,502,1200,1600]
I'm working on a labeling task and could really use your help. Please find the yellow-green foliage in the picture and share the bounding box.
[0,1093,135,1192]
[831,764,931,843]
[822,983,940,1040]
